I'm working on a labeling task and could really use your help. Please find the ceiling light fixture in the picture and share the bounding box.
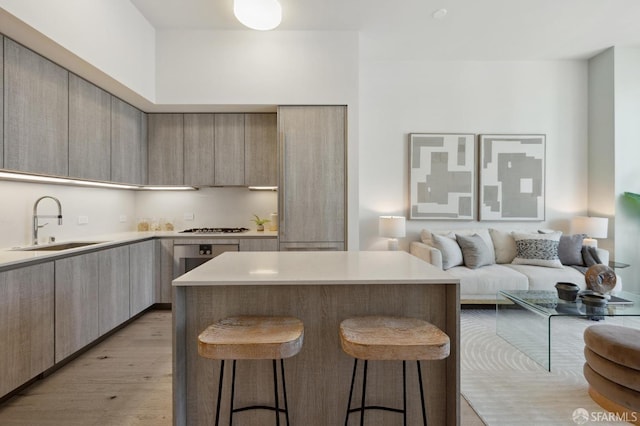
[234,0,282,31]
[432,8,448,20]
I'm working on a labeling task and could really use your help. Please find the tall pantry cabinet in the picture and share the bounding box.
[277,106,347,250]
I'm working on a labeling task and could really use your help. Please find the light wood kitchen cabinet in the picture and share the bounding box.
[4,38,69,177]
[68,74,111,181]
[130,240,156,316]
[0,262,55,398]
[239,238,278,251]
[148,114,184,185]
[98,246,130,336]
[111,97,147,185]
[245,113,277,186]
[158,239,175,304]
[184,113,215,186]
[278,106,347,248]
[215,114,245,185]
[0,36,4,168]
[55,252,100,363]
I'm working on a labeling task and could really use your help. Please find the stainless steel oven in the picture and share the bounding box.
[173,242,239,277]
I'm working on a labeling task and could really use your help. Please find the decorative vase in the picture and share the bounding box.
[257,224,264,231]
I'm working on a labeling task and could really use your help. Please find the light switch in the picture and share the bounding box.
[184,213,194,221]
[119,215,127,223]
[78,215,89,225]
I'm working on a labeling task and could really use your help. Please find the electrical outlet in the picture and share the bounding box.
[78,215,89,225]
[184,213,194,221]
[119,215,127,223]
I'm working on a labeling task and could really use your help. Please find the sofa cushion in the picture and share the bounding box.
[445,264,529,297]
[539,230,585,266]
[512,231,563,268]
[456,234,495,269]
[503,264,586,291]
[489,228,534,264]
[431,233,463,270]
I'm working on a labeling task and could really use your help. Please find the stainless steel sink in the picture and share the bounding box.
[16,241,105,251]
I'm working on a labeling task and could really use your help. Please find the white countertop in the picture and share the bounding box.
[0,230,278,270]
[173,251,458,286]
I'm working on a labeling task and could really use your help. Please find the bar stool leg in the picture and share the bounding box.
[344,359,358,426]
[417,361,427,426]
[215,360,225,426]
[280,359,291,426]
[360,360,368,426]
[273,360,281,426]
[230,360,237,426]
[403,361,407,426]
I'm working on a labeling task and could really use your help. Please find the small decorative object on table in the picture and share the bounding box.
[555,282,580,302]
[585,264,617,295]
[580,293,609,321]
[250,214,270,231]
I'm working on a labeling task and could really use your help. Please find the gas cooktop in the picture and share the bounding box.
[179,227,249,234]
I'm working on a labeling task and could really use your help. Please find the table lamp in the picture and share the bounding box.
[379,216,406,251]
[571,216,608,248]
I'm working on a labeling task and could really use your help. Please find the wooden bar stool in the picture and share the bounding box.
[339,316,450,425]
[198,316,304,426]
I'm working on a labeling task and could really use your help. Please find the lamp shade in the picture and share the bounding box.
[234,0,282,30]
[571,216,608,239]
[379,216,406,238]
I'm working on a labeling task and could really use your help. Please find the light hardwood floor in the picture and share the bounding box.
[0,309,484,425]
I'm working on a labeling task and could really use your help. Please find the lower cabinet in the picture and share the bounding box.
[55,252,100,363]
[98,246,130,336]
[130,240,155,316]
[0,262,55,397]
[239,238,278,251]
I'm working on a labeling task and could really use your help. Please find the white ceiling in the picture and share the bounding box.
[130,0,640,60]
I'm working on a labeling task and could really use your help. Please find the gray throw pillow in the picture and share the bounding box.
[431,233,463,270]
[558,234,585,265]
[455,234,495,269]
[582,246,602,266]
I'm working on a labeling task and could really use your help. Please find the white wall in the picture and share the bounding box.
[613,48,640,292]
[359,60,589,250]
[0,0,156,101]
[0,181,136,248]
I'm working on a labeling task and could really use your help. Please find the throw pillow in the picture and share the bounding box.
[582,245,602,266]
[511,231,563,268]
[538,231,586,266]
[431,233,464,270]
[456,234,495,269]
[558,234,585,265]
[489,228,518,264]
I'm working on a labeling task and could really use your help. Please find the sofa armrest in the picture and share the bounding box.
[409,241,443,269]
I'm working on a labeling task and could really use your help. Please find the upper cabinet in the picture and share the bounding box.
[68,74,111,181]
[148,114,184,185]
[4,38,69,176]
[184,113,215,187]
[111,97,147,185]
[0,36,4,168]
[278,106,347,248]
[245,113,277,186]
[215,114,245,186]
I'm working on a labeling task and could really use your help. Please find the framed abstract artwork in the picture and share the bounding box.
[478,134,546,221]
[409,133,476,220]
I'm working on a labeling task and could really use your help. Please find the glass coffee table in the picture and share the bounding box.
[496,290,640,371]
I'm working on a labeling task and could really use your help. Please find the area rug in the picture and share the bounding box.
[461,309,638,425]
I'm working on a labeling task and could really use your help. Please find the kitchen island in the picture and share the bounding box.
[173,251,460,425]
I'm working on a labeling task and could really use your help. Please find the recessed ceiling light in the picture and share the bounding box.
[432,8,448,20]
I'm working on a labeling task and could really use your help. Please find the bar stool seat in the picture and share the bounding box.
[339,316,450,425]
[198,315,304,426]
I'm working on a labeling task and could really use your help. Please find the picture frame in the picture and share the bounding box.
[478,134,546,221]
[409,133,476,220]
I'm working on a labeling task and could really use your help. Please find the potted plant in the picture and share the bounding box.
[250,214,270,231]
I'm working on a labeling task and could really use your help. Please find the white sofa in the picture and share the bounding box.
[409,228,622,303]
